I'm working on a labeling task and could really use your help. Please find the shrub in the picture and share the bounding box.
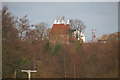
[44,41,51,52]
[51,44,61,56]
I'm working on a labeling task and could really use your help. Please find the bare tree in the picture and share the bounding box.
[69,19,86,33]
[35,22,48,40]
[24,22,48,42]
[69,19,86,42]
[2,6,19,41]
[17,15,30,40]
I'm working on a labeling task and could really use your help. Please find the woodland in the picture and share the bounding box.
[1,6,118,78]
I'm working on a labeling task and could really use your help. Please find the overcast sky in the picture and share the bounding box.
[2,2,118,42]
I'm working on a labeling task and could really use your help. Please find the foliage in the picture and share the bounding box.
[2,6,21,78]
[19,57,32,68]
[51,44,61,56]
[44,41,52,52]
[75,44,82,51]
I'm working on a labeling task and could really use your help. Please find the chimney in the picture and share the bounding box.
[66,20,70,24]
[57,20,61,24]
[61,16,65,24]
[54,20,57,24]
[56,16,61,24]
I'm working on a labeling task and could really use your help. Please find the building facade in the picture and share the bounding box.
[49,18,85,44]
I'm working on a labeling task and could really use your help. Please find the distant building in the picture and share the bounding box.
[49,17,85,44]
[97,32,119,43]
[72,30,85,43]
